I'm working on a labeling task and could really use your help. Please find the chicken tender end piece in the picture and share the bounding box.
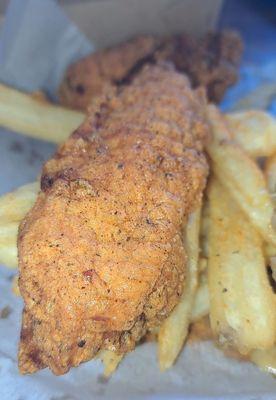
[59,30,242,110]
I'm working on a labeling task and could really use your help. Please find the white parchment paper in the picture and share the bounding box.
[0,1,276,399]
[0,0,92,99]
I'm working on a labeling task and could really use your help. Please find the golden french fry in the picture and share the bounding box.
[158,207,201,371]
[208,178,276,353]
[0,182,39,267]
[100,350,124,377]
[207,105,276,246]
[226,111,276,158]
[251,348,276,375]
[0,224,19,268]
[191,272,209,322]
[0,182,39,223]
[0,83,85,143]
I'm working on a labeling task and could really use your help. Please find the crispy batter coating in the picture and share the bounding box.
[18,64,209,375]
[165,31,243,103]
[59,31,242,110]
[59,35,160,111]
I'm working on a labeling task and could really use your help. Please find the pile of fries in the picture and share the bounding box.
[0,85,275,376]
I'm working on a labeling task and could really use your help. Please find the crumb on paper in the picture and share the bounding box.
[9,141,24,153]
[27,148,44,166]
[97,374,110,384]
[0,305,12,319]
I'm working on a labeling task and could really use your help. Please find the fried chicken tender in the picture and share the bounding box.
[18,64,209,375]
[59,31,242,110]
[59,35,160,111]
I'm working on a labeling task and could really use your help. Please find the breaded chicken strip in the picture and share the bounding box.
[59,35,160,111]
[18,64,209,375]
[59,31,242,110]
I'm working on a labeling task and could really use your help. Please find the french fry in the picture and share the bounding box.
[208,178,276,353]
[191,272,209,322]
[158,206,201,371]
[0,83,85,143]
[251,348,276,375]
[0,182,39,267]
[100,350,124,377]
[207,105,276,246]
[226,111,276,158]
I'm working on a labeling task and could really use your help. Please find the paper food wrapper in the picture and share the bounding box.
[0,0,276,399]
[63,0,222,48]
